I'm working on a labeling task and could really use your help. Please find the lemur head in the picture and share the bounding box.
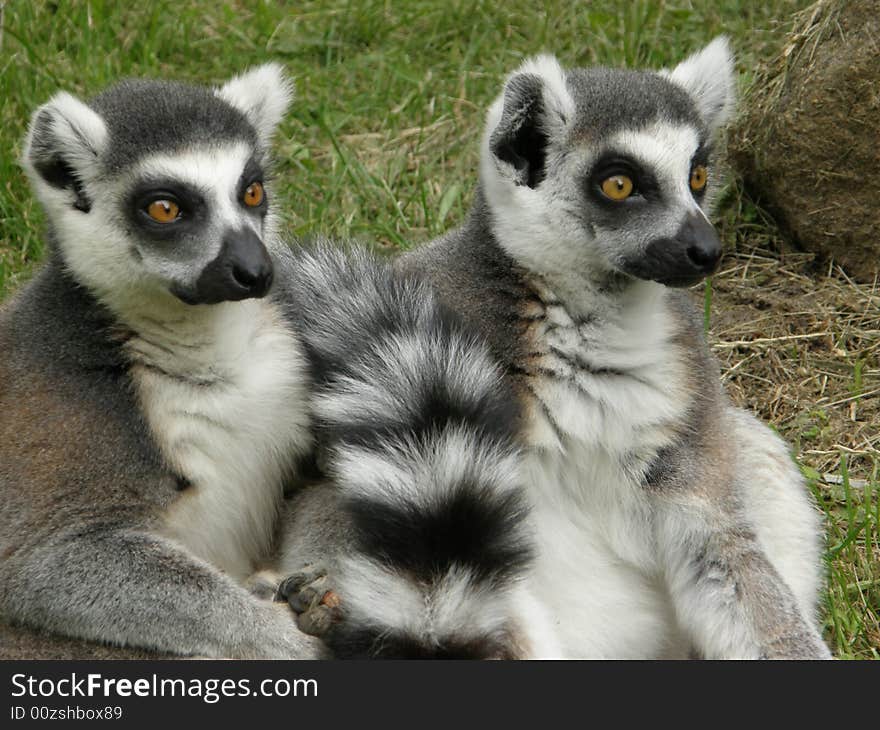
[22,64,292,309]
[480,37,735,291]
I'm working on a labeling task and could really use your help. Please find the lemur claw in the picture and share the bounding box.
[276,566,343,638]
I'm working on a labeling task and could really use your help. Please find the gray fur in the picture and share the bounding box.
[0,259,319,658]
[400,193,542,375]
[0,68,322,658]
[270,242,536,659]
[398,41,829,658]
[3,67,535,660]
[89,79,259,174]
[565,67,707,140]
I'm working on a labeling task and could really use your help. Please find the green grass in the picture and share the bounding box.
[0,0,805,294]
[807,456,880,659]
[1,0,877,658]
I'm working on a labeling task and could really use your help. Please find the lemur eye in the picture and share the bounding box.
[600,175,634,201]
[243,181,265,208]
[145,199,180,223]
[690,165,708,193]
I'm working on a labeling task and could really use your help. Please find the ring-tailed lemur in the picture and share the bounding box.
[1,65,535,659]
[0,64,323,658]
[291,38,831,659]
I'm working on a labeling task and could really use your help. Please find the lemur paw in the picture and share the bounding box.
[276,566,343,638]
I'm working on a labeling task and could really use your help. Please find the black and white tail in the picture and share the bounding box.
[279,241,535,658]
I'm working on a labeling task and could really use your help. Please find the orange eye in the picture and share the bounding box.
[243,181,265,208]
[146,199,180,223]
[690,165,708,193]
[600,175,634,201]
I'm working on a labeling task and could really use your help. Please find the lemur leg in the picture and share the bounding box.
[274,485,352,640]
[0,527,325,659]
[728,408,826,624]
[0,620,165,659]
[654,467,830,659]
[277,484,355,577]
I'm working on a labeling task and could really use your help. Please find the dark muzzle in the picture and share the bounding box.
[174,228,274,305]
[622,212,722,288]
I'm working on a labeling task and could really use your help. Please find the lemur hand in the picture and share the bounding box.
[276,565,343,639]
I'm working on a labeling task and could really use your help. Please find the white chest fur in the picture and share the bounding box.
[127,299,311,581]
[520,282,692,657]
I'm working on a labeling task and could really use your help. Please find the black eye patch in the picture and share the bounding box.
[692,141,713,167]
[237,158,268,212]
[689,144,714,200]
[588,154,661,204]
[125,179,207,237]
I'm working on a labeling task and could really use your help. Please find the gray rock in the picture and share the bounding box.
[731,0,880,282]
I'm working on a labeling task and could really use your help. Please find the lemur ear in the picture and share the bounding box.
[217,63,293,146]
[23,92,108,211]
[664,36,736,133]
[487,55,573,188]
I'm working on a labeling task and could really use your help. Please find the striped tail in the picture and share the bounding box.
[282,241,534,658]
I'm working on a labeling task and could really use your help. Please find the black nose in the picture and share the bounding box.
[620,212,722,288]
[232,259,270,290]
[684,218,722,273]
[183,228,274,305]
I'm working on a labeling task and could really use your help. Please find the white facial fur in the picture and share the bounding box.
[479,54,588,279]
[51,143,269,321]
[598,121,706,268]
[126,144,265,285]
